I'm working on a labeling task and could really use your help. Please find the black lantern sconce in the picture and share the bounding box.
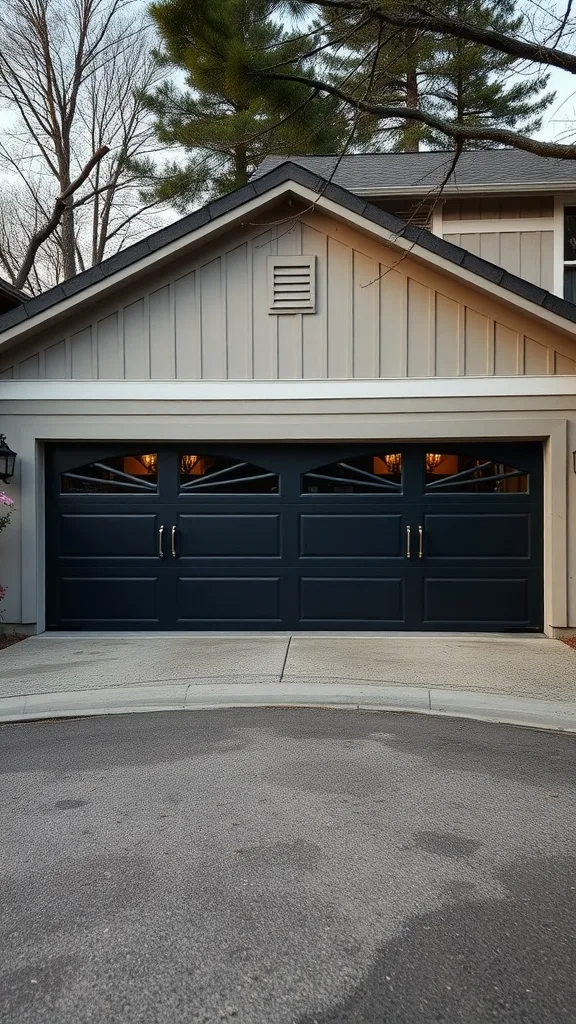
[0,434,17,483]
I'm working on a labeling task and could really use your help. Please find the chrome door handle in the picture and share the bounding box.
[406,525,411,559]
[171,525,177,558]
[418,525,424,559]
[158,525,165,558]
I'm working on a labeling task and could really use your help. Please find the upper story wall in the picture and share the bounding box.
[368,192,556,292]
[439,194,555,292]
[1,203,575,381]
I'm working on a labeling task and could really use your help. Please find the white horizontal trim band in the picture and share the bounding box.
[352,183,576,197]
[1,376,576,401]
[442,218,554,234]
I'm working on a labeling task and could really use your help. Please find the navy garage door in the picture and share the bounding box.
[45,442,543,631]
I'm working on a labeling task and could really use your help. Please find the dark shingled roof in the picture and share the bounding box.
[0,277,26,315]
[1,159,575,336]
[255,150,576,192]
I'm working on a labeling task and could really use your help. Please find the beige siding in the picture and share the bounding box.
[1,207,575,381]
[443,231,554,291]
[443,196,554,220]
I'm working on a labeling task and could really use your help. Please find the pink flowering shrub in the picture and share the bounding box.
[0,493,13,531]
[0,493,15,615]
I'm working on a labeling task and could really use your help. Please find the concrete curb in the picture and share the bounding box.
[1,681,576,732]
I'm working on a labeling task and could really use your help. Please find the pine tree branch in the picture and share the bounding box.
[312,0,576,75]
[262,70,576,157]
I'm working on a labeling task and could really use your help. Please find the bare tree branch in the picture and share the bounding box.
[15,144,109,288]
[263,69,576,157]
[0,0,169,290]
[312,0,576,74]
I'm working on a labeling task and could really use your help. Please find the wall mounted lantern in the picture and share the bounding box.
[0,434,16,483]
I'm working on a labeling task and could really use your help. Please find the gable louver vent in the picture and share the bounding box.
[268,255,316,314]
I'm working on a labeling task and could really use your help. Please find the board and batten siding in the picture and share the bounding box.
[1,207,575,381]
[443,231,554,293]
[442,196,554,220]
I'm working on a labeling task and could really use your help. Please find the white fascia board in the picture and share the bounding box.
[441,218,554,234]
[2,376,576,402]
[351,183,576,197]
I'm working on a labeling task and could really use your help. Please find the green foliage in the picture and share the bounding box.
[305,0,553,151]
[140,0,352,209]
[422,0,553,147]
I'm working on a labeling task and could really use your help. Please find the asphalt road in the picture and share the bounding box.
[1,709,575,1024]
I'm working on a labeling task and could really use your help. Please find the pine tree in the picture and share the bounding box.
[139,0,352,209]
[413,0,553,148]
[316,12,435,152]
[314,0,552,152]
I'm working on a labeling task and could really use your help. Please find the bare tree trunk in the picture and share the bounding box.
[60,199,77,279]
[234,145,249,186]
[404,66,420,152]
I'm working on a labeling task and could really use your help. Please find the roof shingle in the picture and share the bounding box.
[255,150,576,192]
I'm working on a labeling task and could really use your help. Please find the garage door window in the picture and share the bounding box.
[179,454,279,493]
[425,454,529,493]
[61,453,158,493]
[302,454,403,493]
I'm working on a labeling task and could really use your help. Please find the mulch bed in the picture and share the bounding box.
[561,637,576,651]
[0,632,28,651]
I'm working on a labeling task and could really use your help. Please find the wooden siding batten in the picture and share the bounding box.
[457,302,466,376]
[553,195,565,298]
[427,287,435,377]
[64,334,72,379]
[144,293,152,379]
[196,271,203,379]
[399,271,408,377]
[487,319,496,376]
[38,347,46,380]
[518,335,526,374]
[246,237,254,378]
[90,322,98,379]
[117,305,125,379]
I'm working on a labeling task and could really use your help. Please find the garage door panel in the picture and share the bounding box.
[424,513,531,560]
[177,514,281,558]
[58,576,161,623]
[423,576,530,625]
[176,576,282,622]
[299,576,405,624]
[46,443,543,632]
[59,514,160,559]
[299,514,403,558]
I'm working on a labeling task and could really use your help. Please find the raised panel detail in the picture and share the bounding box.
[299,577,405,623]
[176,577,281,621]
[177,515,281,558]
[60,515,159,558]
[299,515,402,558]
[59,577,160,621]
[424,514,530,559]
[423,577,529,624]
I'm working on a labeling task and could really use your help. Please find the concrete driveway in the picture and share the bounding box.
[1,633,575,699]
[2,708,576,1024]
[1,633,576,730]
